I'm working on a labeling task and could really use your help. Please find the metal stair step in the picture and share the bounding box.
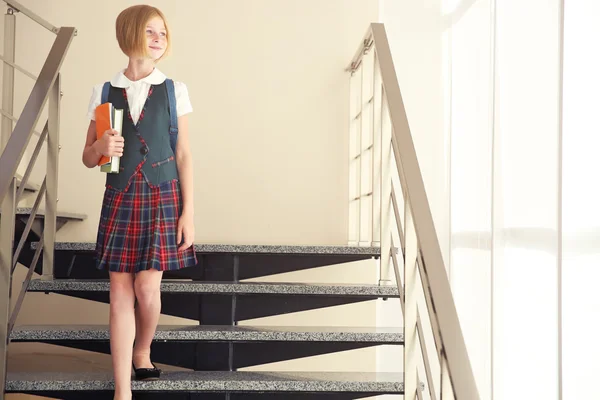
[27,279,399,297]
[6,371,404,394]
[29,242,383,281]
[1,207,87,221]
[10,325,404,344]
[35,241,380,255]
[15,174,40,193]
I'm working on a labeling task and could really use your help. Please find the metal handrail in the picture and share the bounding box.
[12,178,46,274]
[15,122,48,203]
[0,109,44,136]
[347,23,480,399]
[4,0,58,34]
[0,53,37,79]
[0,4,76,395]
[8,227,43,335]
[417,312,439,400]
[0,27,74,203]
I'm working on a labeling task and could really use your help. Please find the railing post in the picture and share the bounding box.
[379,96,393,285]
[42,74,60,280]
[372,55,382,248]
[441,358,454,399]
[404,201,419,399]
[350,23,481,400]
[0,177,16,398]
[1,7,16,151]
[1,10,17,399]
[348,68,360,246]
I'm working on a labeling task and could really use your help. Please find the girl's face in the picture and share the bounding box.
[145,16,167,60]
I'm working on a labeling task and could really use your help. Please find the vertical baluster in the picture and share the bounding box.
[348,72,353,245]
[372,54,383,247]
[360,44,374,246]
[0,9,17,397]
[348,67,360,246]
[379,94,393,284]
[0,177,16,396]
[356,61,365,246]
[43,74,60,280]
[441,357,454,400]
[404,200,419,399]
[1,7,15,151]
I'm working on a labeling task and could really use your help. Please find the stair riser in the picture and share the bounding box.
[25,341,394,370]
[48,292,384,322]
[22,251,377,280]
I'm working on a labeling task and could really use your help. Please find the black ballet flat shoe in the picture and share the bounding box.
[132,361,161,380]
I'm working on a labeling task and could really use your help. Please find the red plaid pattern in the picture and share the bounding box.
[95,172,197,273]
[151,155,175,168]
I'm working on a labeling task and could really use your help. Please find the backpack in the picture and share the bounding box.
[101,78,178,155]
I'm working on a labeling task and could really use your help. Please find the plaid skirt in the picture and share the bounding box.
[95,172,197,273]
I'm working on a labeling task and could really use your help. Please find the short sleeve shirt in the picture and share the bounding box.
[87,68,192,125]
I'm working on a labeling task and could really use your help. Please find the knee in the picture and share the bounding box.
[110,278,135,308]
[134,279,161,306]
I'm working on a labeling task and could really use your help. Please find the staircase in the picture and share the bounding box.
[8,240,404,399]
[0,3,480,400]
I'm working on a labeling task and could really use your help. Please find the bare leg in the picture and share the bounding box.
[109,271,136,400]
[133,269,163,369]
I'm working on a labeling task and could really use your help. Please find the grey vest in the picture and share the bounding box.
[105,83,179,191]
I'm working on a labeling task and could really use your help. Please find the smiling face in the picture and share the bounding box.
[116,5,171,62]
[145,16,168,61]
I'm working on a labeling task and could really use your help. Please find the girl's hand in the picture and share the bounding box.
[177,211,195,251]
[94,129,124,157]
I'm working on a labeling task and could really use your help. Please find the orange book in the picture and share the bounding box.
[95,102,124,173]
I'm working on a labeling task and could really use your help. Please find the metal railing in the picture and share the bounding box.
[0,2,76,397]
[347,23,480,400]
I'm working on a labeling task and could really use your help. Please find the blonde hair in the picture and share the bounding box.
[116,5,171,60]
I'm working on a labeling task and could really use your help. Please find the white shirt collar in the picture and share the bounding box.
[110,68,166,88]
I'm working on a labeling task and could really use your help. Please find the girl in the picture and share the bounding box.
[81,5,197,400]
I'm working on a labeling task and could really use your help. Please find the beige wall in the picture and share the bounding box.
[5,1,386,397]
[11,0,379,246]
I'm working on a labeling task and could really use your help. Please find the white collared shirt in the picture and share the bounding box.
[87,68,193,125]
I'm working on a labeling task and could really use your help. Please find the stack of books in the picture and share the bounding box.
[95,102,124,174]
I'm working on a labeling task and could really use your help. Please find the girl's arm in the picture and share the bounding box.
[82,120,123,168]
[82,121,103,168]
[175,114,195,250]
[175,115,194,215]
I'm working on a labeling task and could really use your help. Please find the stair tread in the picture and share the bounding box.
[34,241,380,255]
[28,279,399,297]
[11,325,403,343]
[6,371,404,393]
[15,174,40,192]
[4,207,87,221]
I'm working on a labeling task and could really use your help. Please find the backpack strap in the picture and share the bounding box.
[101,81,111,104]
[165,78,178,155]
